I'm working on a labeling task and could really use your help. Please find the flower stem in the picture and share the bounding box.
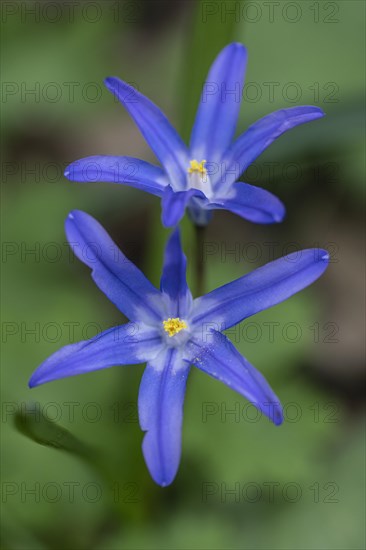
[194,224,206,296]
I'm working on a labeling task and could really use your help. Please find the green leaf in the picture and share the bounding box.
[14,402,95,462]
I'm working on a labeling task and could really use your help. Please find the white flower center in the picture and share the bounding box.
[187,160,213,198]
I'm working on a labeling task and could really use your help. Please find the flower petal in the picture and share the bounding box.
[210,181,285,224]
[104,77,189,189]
[138,348,190,486]
[190,43,247,162]
[65,210,163,323]
[161,185,206,227]
[160,229,192,317]
[29,323,161,387]
[192,249,329,329]
[187,203,213,226]
[186,330,283,425]
[217,106,325,189]
[65,156,167,196]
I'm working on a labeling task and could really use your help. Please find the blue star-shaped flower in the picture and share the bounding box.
[29,210,329,486]
[64,43,324,227]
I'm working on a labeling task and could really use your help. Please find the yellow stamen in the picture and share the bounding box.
[163,317,187,337]
[188,159,207,176]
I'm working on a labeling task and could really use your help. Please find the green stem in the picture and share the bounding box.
[194,224,206,296]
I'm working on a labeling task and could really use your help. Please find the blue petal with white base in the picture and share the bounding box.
[104,77,189,190]
[29,211,329,486]
[29,324,161,387]
[139,348,190,486]
[185,330,283,425]
[65,210,163,323]
[191,249,330,330]
[210,182,286,224]
[65,155,167,196]
[160,227,192,317]
[190,43,248,162]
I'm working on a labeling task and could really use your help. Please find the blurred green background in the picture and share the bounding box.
[1,1,365,549]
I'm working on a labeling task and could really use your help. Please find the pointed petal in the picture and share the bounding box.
[160,229,192,317]
[211,181,285,224]
[104,77,189,189]
[29,323,162,387]
[161,185,206,227]
[138,348,190,486]
[65,156,167,196]
[190,43,248,162]
[218,106,325,189]
[65,210,163,323]
[192,249,329,329]
[186,330,283,425]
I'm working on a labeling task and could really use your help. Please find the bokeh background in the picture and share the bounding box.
[1,1,365,549]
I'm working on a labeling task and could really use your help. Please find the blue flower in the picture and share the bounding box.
[64,43,324,227]
[29,210,329,486]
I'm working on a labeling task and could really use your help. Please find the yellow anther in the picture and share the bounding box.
[163,317,187,337]
[188,159,207,176]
